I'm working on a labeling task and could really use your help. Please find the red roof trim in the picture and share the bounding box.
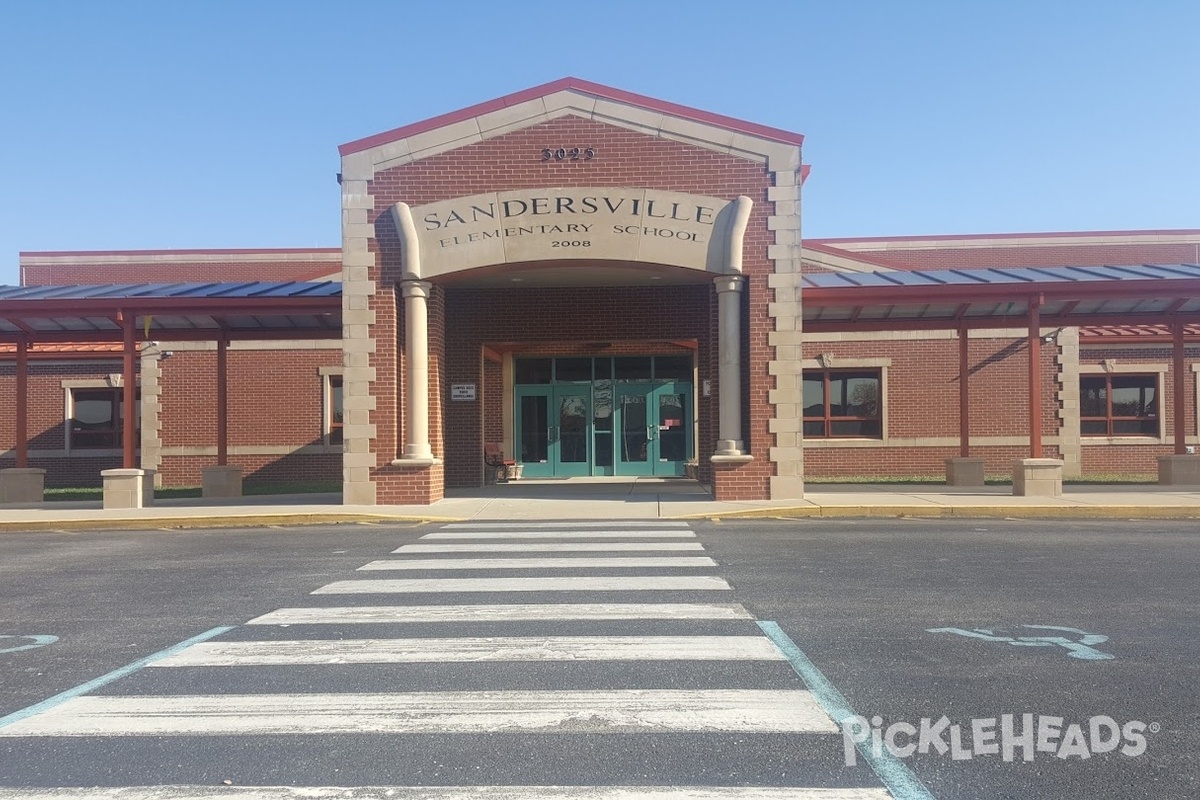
[19,248,340,258]
[0,343,129,356]
[809,229,1200,246]
[339,77,804,157]
[1080,324,1200,340]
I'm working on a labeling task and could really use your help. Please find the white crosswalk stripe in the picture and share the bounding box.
[0,690,835,736]
[0,519,895,798]
[441,521,691,529]
[149,636,787,666]
[358,556,718,570]
[313,576,732,593]
[394,542,707,552]
[421,530,697,539]
[246,602,755,624]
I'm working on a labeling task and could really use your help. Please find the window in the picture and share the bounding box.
[1080,375,1158,436]
[328,375,344,445]
[803,369,881,438]
[71,388,137,449]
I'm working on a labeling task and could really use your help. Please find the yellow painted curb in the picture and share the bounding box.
[0,513,462,533]
[674,505,1200,521]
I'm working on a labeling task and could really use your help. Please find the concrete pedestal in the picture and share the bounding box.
[1012,458,1064,497]
[945,457,986,487]
[1157,455,1200,486]
[202,465,244,498]
[102,468,151,509]
[0,468,46,504]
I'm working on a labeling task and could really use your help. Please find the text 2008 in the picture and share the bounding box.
[551,241,591,247]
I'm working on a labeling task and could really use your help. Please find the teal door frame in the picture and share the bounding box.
[615,382,693,477]
[515,379,692,479]
[514,385,591,478]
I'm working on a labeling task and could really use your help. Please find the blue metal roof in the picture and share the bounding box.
[0,280,342,301]
[0,281,342,341]
[802,263,1200,289]
[802,263,1200,329]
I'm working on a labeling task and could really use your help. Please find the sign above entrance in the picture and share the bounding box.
[393,188,751,279]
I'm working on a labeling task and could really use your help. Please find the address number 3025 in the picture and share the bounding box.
[542,147,596,161]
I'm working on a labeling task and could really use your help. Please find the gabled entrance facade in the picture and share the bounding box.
[337,78,806,505]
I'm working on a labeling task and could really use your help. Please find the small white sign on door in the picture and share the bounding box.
[451,384,476,401]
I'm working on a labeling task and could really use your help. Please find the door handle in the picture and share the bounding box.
[646,425,656,441]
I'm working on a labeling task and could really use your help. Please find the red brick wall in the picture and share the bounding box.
[1077,346,1199,475]
[483,357,503,451]
[0,360,125,486]
[803,445,1063,478]
[156,348,342,486]
[21,253,341,287]
[365,115,775,501]
[800,336,1061,478]
[157,454,342,487]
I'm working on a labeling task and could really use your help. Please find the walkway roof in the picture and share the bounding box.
[0,281,342,343]
[802,264,1200,332]
[2,265,1199,342]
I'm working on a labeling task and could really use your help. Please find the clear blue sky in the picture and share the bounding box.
[2,1,1197,285]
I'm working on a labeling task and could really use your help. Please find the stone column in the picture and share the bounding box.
[400,279,434,461]
[102,468,148,509]
[714,275,746,456]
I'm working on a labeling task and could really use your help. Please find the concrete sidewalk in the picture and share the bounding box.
[3,477,1200,532]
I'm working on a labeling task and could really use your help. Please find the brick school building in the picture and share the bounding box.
[3,79,1199,505]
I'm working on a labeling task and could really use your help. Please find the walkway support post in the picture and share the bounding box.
[0,336,45,505]
[1028,294,1042,459]
[401,279,434,461]
[714,275,746,456]
[216,333,229,466]
[945,323,985,485]
[120,310,137,469]
[202,331,244,499]
[15,337,28,468]
[959,324,971,456]
[1013,293,1063,496]
[1173,320,1187,456]
[102,309,152,509]
[1158,320,1200,485]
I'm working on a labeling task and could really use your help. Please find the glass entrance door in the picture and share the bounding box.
[615,384,653,476]
[554,388,590,477]
[615,382,692,477]
[515,386,590,478]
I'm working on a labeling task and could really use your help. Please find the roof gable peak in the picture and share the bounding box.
[338,78,802,171]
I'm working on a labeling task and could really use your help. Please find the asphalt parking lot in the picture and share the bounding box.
[0,517,1196,799]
